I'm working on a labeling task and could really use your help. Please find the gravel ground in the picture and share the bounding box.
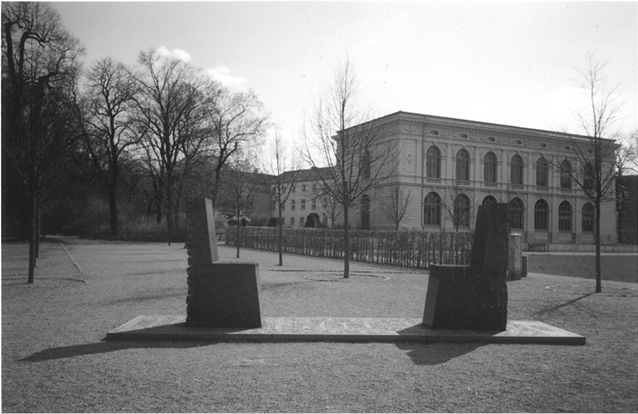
[2,237,637,413]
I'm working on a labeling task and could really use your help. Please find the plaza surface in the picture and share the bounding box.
[2,237,637,412]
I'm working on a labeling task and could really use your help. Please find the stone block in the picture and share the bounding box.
[186,198,218,266]
[422,203,509,331]
[186,262,263,328]
[423,265,507,331]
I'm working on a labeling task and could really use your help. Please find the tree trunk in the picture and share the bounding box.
[278,206,283,266]
[108,186,118,235]
[343,204,350,279]
[595,200,602,293]
[28,191,37,284]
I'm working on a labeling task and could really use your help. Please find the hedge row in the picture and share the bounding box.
[226,227,473,269]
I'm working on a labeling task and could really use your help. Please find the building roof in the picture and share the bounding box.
[347,110,617,144]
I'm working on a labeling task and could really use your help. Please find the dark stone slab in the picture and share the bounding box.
[186,198,219,266]
[185,198,262,328]
[423,203,509,331]
[186,262,263,328]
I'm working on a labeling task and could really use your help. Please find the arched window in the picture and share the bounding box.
[453,194,471,228]
[456,149,470,181]
[560,160,572,189]
[424,192,442,226]
[509,197,524,230]
[362,150,371,180]
[484,152,497,183]
[361,194,370,230]
[582,203,594,232]
[426,146,441,178]
[534,199,549,230]
[536,157,549,187]
[558,201,572,231]
[482,195,497,205]
[511,154,524,185]
[584,162,595,191]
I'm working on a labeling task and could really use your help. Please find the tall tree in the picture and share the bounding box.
[219,158,259,258]
[303,57,394,278]
[263,126,300,265]
[382,185,412,231]
[566,56,622,293]
[130,49,216,243]
[75,57,138,234]
[207,89,268,206]
[2,2,83,283]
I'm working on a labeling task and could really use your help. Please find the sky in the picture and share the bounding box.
[53,1,638,153]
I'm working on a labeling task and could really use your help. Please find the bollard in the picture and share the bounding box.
[508,233,523,281]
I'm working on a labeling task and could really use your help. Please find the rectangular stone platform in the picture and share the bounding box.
[106,316,585,345]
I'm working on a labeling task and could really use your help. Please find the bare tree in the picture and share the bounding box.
[442,185,474,233]
[2,2,83,283]
[382,185,411,230]
[130,49,217,243]
[207,89,268,206]
[75,57,138,234]
[219,158,259,258]
[566,56,623,293]
[303,57,394,278]
[263,126,300,265]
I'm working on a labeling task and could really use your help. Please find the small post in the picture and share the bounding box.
[508,233,523,281]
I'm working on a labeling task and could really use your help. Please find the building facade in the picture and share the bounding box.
[343,111,618,247]
[268,112,620,248]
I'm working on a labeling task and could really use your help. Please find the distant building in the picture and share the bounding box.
[269,112,621,250]
[274,167,336,228]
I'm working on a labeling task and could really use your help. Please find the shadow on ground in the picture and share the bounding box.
[395,342,484,365]
[19,340,218,362]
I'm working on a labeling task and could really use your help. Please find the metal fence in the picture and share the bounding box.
[226,227,473,269]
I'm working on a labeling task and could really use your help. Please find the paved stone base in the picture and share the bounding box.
[107,316,585,345]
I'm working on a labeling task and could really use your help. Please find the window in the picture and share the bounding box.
[558,201,572,231]
[536,158,549,187]
[456,149,470,181]
[453,194,471,228]
[301,199,306,210]
[484,152,497,183]
[424,192,442,226]
[291,199,296,211]
[302,184,306,192]
[582,203,594,232]
[311,198,317,210]
[300,217,305,226]
[281,202,286,211]
[426,146,441,178]
[291,185,296,193]
[534,199,549,230]
[560,160,572,189]
[312,184,317,193]
[584,162,595,191]
[482,195,497,205]
[290,217,295,226]
[362,150,371,180]
[272,200,276,211]
[510,155,524,185]
[509,198,524,229]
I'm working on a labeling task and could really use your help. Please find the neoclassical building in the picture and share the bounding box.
[271,111,619,249]
[348,111,618,247]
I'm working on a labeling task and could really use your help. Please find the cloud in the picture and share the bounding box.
[155,46,191,62]
[207,65,249,90]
